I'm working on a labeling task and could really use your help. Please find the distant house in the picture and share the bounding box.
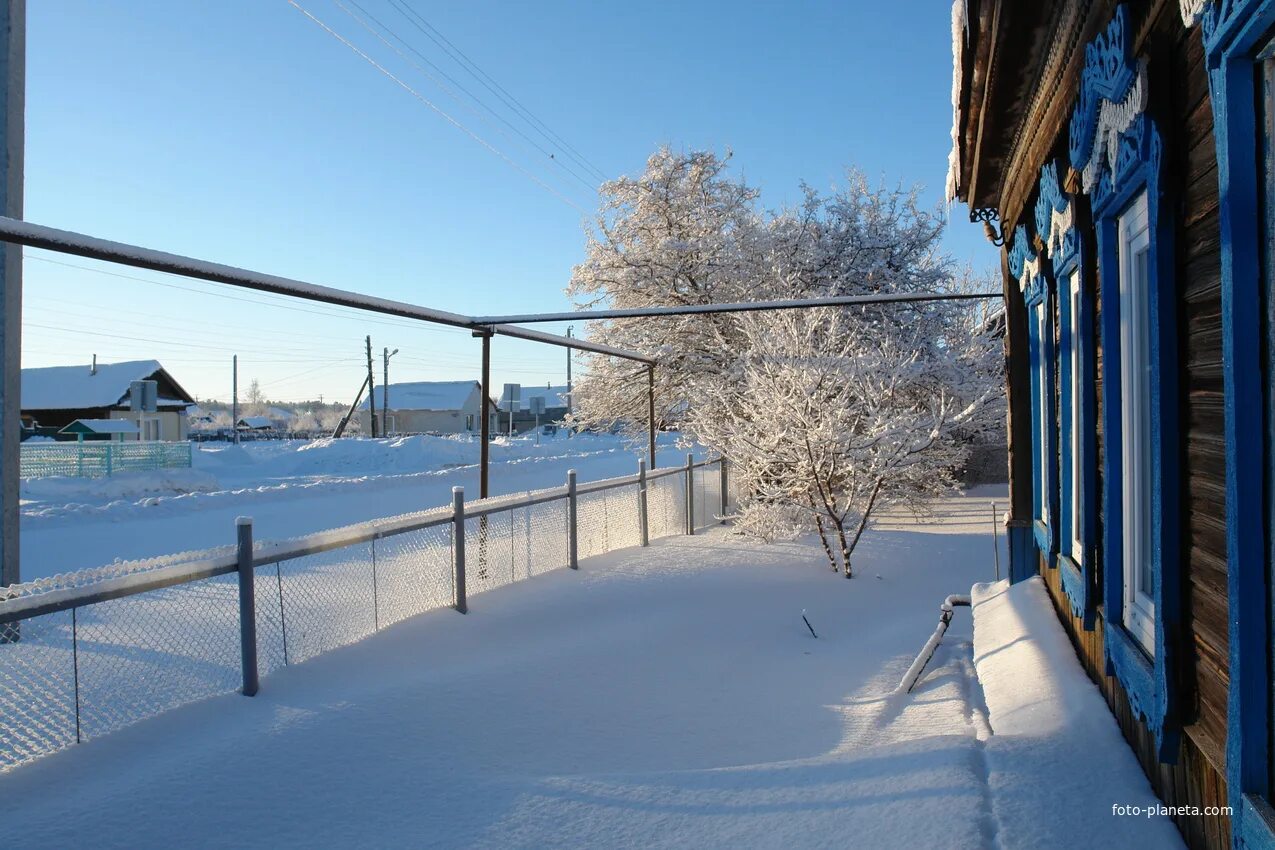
[358,381,498,435]
[21,360,195,442]
[58,419,140,442]
[236,416,273,432]
[497,384,570,434]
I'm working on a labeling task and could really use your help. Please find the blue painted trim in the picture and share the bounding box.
[1198,0,1275,844]
[1012,224,1059,563]
[1037,159,1097,629]
[1007,524,1036,584]
[1074,5,1182,761]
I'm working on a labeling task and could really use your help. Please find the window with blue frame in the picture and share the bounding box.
[1034,300,1051,530]
[1067,4,1181,760]
[1011,225,1056,557]
[1197,0,1275,836]
[1037,158,1095,628]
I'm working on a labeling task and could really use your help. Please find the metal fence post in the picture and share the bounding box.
[567,469,578,569]
[105,444,113,477]
[685,453,695,535]
[452,486,467,614]
[235,516,259,697]
[719,456,728,522]
[638,458,649,547]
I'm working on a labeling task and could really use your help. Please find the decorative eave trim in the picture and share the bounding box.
[1180,0,1211,27]
[1033,160,1079,268]
[1069,8,1149,196]
[1009,224,1046,304]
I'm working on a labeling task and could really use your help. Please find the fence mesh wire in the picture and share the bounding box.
[0,460,725,772]
[75,575,242,740]
[0,612,77,771]
[647,472,687,540]
[21,441,193,479]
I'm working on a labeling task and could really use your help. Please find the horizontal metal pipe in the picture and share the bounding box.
[0,555,240,624]
[482,322,652,363]
[472,291,1003,325]
[0,216,648,363]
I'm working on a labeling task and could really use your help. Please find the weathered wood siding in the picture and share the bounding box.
[1162,13,1229,773]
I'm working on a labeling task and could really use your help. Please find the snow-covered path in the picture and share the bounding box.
[0,490,1179,848]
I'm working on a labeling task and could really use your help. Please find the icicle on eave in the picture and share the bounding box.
[945,0,967,205]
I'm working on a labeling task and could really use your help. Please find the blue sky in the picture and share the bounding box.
[22,0,995,404]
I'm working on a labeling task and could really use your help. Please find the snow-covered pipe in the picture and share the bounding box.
[896,594,972,694]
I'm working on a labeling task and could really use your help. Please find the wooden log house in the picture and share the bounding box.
[948,1,1275,847]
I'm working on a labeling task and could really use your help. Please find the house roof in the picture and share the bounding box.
[59,418,140,435]
[361,381,479,412]
[948,0,1089,220]
[237,416,273,429]
[22,360,196,412]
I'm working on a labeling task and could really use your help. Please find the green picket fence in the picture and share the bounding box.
[20,441,194,479]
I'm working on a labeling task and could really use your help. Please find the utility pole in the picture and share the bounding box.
[232,354,239,445]
[382,347,398,435]
[474,329,492,498]
[0,0,24,589]
[566,325,573,438]
[365,335,377,438]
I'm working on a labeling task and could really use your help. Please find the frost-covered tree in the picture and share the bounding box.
[568,148,954,438]
[695,304,1001,576]
[568,147,1004,574]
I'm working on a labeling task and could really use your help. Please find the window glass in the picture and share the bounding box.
[1036,302,1050,526]
[1069,271,1084,562]
[1119,191,1155,655]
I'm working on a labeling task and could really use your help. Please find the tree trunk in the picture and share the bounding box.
[833,516,853,578]
[813,513,839,572]
[843,476,886,569]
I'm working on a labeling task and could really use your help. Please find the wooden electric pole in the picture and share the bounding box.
[365,335,377,438]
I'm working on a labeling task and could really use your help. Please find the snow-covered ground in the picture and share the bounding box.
[18,433,700,581]
[0,489,1182,848]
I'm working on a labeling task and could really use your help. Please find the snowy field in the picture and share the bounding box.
[0,489,1182,849]
[17,433,700,581]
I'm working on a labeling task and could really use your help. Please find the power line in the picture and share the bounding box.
[26,254,473,337]
[287,0,590,215]
[387,0,609,183]
[338,0,598,193]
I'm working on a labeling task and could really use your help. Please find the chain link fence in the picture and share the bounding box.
[21,441,194,479]
[0,456,735,773]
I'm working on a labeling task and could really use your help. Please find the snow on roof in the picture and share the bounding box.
[265,406,294,420]
[361,381,478,412]
[59,419,140,435]
[237,416,273,429]
[945,0,967,203]
[22,360,189,411]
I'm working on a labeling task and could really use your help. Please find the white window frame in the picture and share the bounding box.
[1067,270,1084,563]
[1035,301,1051,527]
[1118,190,1155,655]
[139,415,160,442]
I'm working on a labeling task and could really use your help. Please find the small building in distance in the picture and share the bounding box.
[498,384,570,434]
[21,359,195,441]
[58,419,141,442]
[359,381,498,436]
